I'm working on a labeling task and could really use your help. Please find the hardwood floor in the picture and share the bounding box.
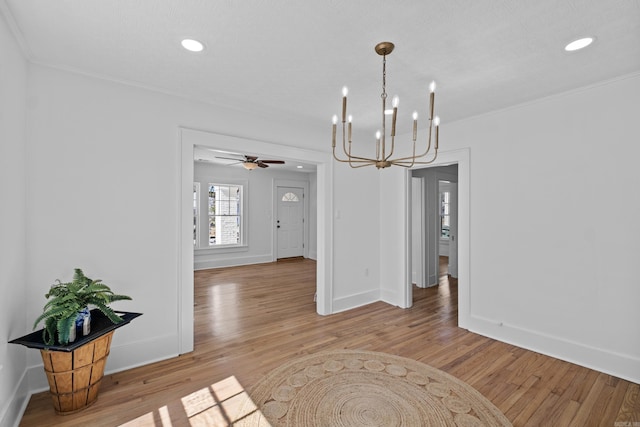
[20,258,639,426]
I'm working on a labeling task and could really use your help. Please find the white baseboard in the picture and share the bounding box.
[380,288,403,307]
[469,315,640,384]
[332,290,380,314]
[0,370,30,427]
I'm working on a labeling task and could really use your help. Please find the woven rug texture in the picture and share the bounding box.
[236,349,512,426]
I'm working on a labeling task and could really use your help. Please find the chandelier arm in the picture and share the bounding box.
[393,149,439,166]
[342,144,383,162]
[392,122,434,162]
[399,140,418,168]
[339,124,383,163]
[349,162,375,168]
[333,147,375,164]
[384,135,396,161]
[333,147,376,164]
[388,162,412,168]
[391,149,435,163]
[403,123,420,168]
[334,152,377,168]
[334,156,376,168]
[341,123,350,158]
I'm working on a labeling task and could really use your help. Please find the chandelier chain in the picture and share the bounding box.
[381,55,387,100]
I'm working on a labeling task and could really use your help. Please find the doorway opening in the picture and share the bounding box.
[179,128,333,354]
[405,148,470,329]
[410,164,458,291]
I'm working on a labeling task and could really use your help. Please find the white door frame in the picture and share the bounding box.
[447,182,458,278]
[411,177,426,287]
[405,148,470,329]
[179,128,334,354]
[274,180,309,260]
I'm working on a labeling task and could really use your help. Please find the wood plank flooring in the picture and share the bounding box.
[19,258,640,426]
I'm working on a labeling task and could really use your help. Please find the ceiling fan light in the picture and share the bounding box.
[243,162,258,170]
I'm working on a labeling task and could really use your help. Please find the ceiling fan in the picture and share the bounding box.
[216,155,285,170]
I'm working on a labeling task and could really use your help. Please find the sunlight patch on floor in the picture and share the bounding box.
[118,376,271,426]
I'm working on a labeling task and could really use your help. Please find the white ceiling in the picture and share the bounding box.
[2,0,640,139]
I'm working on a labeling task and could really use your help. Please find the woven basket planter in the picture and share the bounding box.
[39,331,113,414]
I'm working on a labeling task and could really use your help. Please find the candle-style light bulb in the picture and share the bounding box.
[429,81,436,120]
[341,86,348,122]
[332,115,337,147]
[412,111,418,120]
[375,130,381,141]
[391,96,399,136]
[434,116,440,126]
[412,111,418,140]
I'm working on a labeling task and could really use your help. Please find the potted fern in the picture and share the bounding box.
[8,268,138,414]
[33,268,132,345]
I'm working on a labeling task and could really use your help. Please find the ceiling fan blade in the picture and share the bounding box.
[245,155,258,162]
[215,156,244,161]
[257,162,269,168]
[260,160,285,164]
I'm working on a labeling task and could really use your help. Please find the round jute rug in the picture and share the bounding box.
[237,350,512,426]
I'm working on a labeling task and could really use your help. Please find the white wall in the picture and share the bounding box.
[330,164,380,312]
[379,166,409,307]
[0,10,29,427]
[193,160,315,269]
[388,73,640,383]
[14,61,377,408]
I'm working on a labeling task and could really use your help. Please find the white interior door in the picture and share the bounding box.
[277,186,304,258]
[449,183,458,277]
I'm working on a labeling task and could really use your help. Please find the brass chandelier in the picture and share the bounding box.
[332,42,440,169]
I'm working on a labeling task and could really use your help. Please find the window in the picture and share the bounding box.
[281,192,299,202]
[193,180,246,249]
[208,184,242,246]
[440,191,450,239]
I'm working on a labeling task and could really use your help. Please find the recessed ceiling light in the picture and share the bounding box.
[181,39,204,52]
[564,37,594,52]
[297,165,303,169]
